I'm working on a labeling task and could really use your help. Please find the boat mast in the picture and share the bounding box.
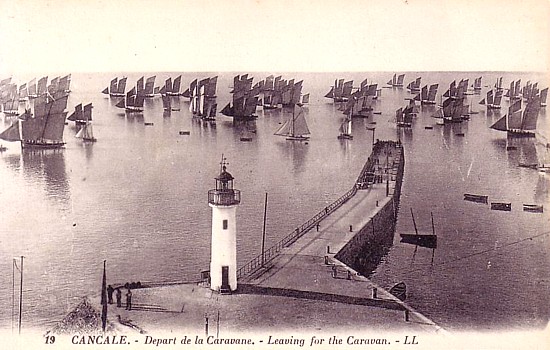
[431,212,435,236]
[18,256,23,334]
[290,105,295,137]
[261,193,268,267]
[410,208,419,235]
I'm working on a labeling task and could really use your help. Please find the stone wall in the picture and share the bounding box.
[334,145,405,277]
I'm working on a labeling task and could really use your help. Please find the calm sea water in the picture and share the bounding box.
[0,71,548,332]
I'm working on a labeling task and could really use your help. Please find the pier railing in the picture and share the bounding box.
[236,141,402,280]
[236,185,358,279]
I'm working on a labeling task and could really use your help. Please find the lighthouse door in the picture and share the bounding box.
[221,266,230,293]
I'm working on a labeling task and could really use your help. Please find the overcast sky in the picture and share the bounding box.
[0,0,548,74]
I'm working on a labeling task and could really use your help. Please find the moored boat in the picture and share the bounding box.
[490,97,540,137]
[102,77,127,97]
[0,94,69,149]
[337,115,353,140]
[389,282,407,301]
[115,87,144,112]
[387,73,405,87]
[464,193,488,203]
[221,74,258,120]
[523,204,543,213]
[491,202,511,211]
[274,104,310,141]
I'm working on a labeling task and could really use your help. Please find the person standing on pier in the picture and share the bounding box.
[125,288,132,310]
[107,285,114,304]
[115,288,122,307]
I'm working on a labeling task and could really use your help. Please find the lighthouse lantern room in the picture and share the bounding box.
[207,155,241,293]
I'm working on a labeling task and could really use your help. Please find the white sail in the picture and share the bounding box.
[274,105,310,138]
[75,126,85,139]
[76,122,95,141]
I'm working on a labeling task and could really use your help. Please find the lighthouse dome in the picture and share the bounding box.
[216,166,234,181]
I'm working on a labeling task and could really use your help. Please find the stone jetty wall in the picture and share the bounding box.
[334,145,405,276]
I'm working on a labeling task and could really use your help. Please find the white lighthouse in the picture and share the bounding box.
[208,156,241,293]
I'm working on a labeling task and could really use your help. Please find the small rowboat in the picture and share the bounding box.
[464,193,488,203]
[491,202,511,211]
[389,282,407,301]
[523,204,543,213]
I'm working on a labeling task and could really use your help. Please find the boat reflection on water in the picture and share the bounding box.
[275,136,309,176]
[22,149,70,208]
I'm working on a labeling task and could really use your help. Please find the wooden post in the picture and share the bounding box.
[216,310,220,337]
[101,260,107,332]
[18,256,23,335]
[261,193,268,267]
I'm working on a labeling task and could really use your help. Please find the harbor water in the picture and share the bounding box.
[0,71,548,332]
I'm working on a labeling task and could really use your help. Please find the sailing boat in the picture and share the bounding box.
[494,76,504,91]
[472,76,482,93]
[115,87,144,112]
[387,73,405,87]
[102,77,127,97]
[479,89,502,109]
[420,84,438,105]
[280,80,303,107]
[221,74,258,120]
[274,104,310,141]
[27,78,37,99]
[1,84,19,116]
[434,97,464,123]
[34,76,48,98]
[406,77,421,93]
[337,115,353,140]
[75,104,96,142]
[490,98,540,137]
[18,84,28,102]
[0,94,69,148]
[169,75,183,96]
[540,88,548,107]
[395,107,413,127]
[325,79,353,102]
[190,76,218,121]
[142,76,156,97]
[58,75,71,93]
[67,103,86,126]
